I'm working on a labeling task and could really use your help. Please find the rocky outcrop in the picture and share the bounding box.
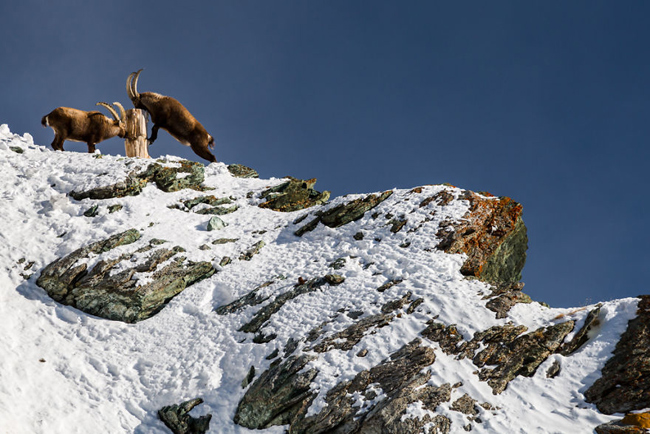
[228,164,259,178]
[436,192,527,285]
[70,160,206,200]
[235,339,452,433]
[258,177,330,212]
[36,230,215,323]
[295,191,393,236]
[158,398,212,434]
[421,320,575,394]
[585,296,650,414]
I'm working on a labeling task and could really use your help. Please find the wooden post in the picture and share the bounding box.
[124,108,150,158]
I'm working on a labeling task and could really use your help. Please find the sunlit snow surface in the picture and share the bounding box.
[0,124,639,433]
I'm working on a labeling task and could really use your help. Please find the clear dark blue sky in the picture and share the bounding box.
[1,1,649,308]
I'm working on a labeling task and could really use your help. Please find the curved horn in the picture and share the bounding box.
[126,72,134,100]
[128,69,143,101]
[112,102,126,121]
[96,102,120,121]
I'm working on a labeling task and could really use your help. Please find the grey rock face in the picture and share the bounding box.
[295,191,393,236]
[36,230,215,323]
[585,296,650,414]
[158,398,212,434]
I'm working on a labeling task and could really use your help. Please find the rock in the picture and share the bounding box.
[108,204,123,213]
[239,275,344,335]
[450,394,479,416]
[295,191,393,236]
[70,170,149,200]
[9,146,24,153]
[158,398,212,434]
[290,340,449,434]
[473,321,574,394]
[585,296,650,414]
[228,164,259,178]
[436,192,528,285]
[215,280,275,315]
[484,282,532,319]
[422,320,575,394]
[211,238,238,245]
[235,339,450,433]
[234,353,319,429]
[83,204,99,217]
[259,177,330,212]
[328,257,346,270]
[206,216,227,231]
[595,420,648,434]
[70,160,206,200]
[36,229,215,323]
[242,366,256,388]
[238,240,265,261]
[559,305,602,355]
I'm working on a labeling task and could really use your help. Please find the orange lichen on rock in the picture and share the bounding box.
[436,192,527,284]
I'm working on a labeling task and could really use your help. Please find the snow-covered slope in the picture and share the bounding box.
[0,124,640,433]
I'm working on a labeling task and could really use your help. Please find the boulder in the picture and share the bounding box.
[36,230,215,323]
[259,177,330,212]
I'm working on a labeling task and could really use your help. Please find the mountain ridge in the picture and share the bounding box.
[0,124,646,433]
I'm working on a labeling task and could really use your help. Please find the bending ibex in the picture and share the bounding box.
[41,102,126,153]
[126,69,217,163]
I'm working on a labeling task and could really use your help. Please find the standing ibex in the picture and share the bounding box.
[41,102,126,153]
[126,69,217,163]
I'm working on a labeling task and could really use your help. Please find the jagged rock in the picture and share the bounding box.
[234,353,319,429]
[239,240,265,261]
[436,192,528,284]
[239,275,344,335]
[70,171,150,200]
[194,205,238,215]
[450,393,479,416]
[546,360,561,378]
[206,216,227,231]
[242,366,256,388]
[70,160,205,200]
[473,321,575,394]
[211,238,238,245]
[559,305,602,355]
[83,204,99,217]
[144,160,206,193]
[585,296,650,414]
[36,229,215,323]
[158,398,212,434]
[259,177,330,212]
[295,191,393,236]
[595,420,648,434]
[290,340,448,434]
[422,320,575,394]
[108,204,123,213]
[377,278,404,293]
[484,282,532,319]
[215,281,275,315]
[235,339,449,433]
[228,163,259,178]
[9,146,24,154]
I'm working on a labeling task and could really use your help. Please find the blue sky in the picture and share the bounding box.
[1,1,649,308]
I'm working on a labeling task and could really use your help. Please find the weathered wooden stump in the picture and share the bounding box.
[124,108,150,158]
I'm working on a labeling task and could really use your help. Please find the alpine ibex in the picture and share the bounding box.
[41,102,126,153]
[126,69,217,163]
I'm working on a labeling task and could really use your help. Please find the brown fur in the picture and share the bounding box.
[127,70,217,163]
[41,106,125,153]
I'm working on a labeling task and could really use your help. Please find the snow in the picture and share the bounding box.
[0,124,639,433]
